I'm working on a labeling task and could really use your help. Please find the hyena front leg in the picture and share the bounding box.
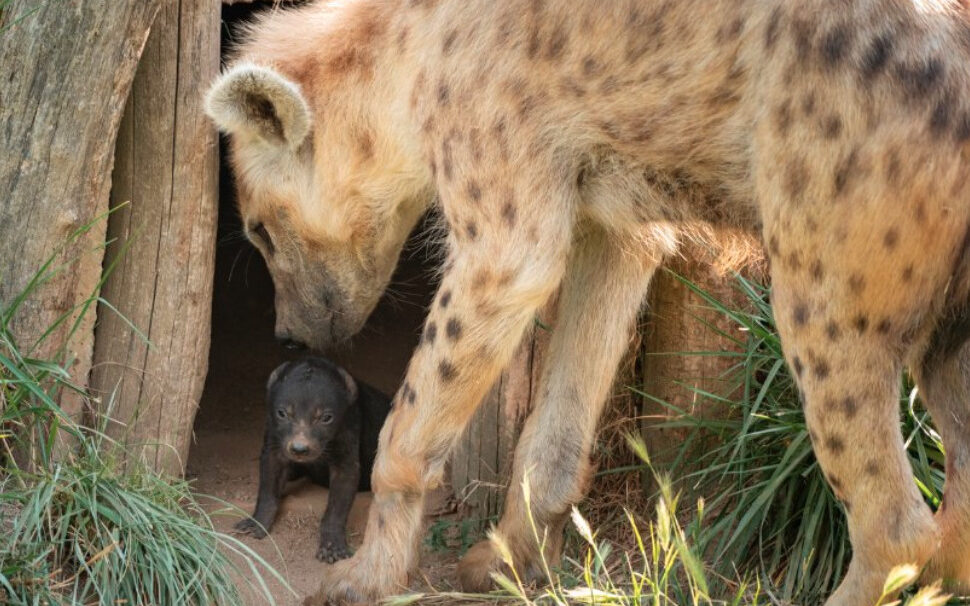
[770,268,939,606]
[310,178,577,604]
[915,342,970,591]
[458,226,660,590]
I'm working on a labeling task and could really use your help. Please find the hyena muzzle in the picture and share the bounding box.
[206,1,970,604]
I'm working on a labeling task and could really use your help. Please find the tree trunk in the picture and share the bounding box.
[0,2,160,430]
[90,0,220,476]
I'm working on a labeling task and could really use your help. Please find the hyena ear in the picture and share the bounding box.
[267,361,293,394]
[337,367,359,403]
[205,62,310,150]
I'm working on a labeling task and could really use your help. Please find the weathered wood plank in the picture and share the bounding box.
[91,0,220,475]
[0,1,160,435]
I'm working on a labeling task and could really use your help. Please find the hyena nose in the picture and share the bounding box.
[275,333,307,351]
[289,441,309,455]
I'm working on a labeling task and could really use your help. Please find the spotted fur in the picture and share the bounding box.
[206,1,970,604]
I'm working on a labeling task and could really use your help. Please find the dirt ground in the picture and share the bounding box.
[184,186,469,603]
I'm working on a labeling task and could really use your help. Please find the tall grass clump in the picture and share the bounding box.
[0,214,288,605]
[647,272,946,604]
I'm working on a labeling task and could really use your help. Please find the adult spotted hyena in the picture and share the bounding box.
[207,1,970,604]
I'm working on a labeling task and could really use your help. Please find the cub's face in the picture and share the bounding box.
[206,64,427,350]
[266,359,358,463]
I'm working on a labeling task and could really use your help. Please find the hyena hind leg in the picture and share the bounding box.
[458,227,659,591]
[915,333,970,592]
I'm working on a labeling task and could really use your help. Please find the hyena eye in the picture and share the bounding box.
[250,222,275,255]
[320,412,334,425]
[276,408,286,419]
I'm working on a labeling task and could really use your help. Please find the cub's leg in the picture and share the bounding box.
[235,432,289,538]
[311,173,577,603]
[769,265,938,606]
[914,337,970,591]
[458,226,660,590]
[316,439,361,563]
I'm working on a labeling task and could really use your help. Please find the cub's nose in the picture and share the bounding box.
[288,441,310,456]
[275,333,307,351]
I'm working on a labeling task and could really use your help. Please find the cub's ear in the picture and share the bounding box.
[205,62,310,150]
[337,367,359,403]
[267,361,293,394]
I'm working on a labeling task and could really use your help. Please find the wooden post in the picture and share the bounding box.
[640,244,766,475]
[90,0,220,476]
[0,2,160,434]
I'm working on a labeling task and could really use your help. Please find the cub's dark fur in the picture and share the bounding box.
[234,357,391,562]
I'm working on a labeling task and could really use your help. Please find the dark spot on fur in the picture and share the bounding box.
[792,355,804,377]
[768,235,780,256]
[764,8,783,51]
[466,181,482,202]
[841,396,858,418]
[442,28,458,54]
[437,82,450,106]
[848,273,865,293]
[787,251,802,271]
[785,157,809,199]
[860,32,894,80]
[833,148,858,197]
[466,221,478,240]
[793,304,809,326]
[823,114,843,139]
[914,200,927,224]
[825,435,845,453]
[826,321,840,340]
[775,99,793,135]
[439,290,452,308]
[810,259,824,281]
[546,26,568,59]
[424,322,437,344]
[438,359,457,382]
[883,228,899,249]
[582,55,600,76]
[790,18,815,65]
[865,460,881,476]
[446,317,463,341]
[852,314,869,333]
[930,94,955,136]
[876,319,892,334]
[902,265,914,282]
[813,359,831,380]
[501,199,517,227]
[894,57,944,101]
[821,25,853,67]
[802,92,816,116]
[956,113,970,142]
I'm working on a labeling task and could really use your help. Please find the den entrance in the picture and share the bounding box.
[184,4,440,598]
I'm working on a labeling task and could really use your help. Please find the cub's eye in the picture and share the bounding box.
[320,412,335,425]
[276,408,286,419]
[250,222,275,255]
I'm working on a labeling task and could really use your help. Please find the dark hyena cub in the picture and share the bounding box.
[234,357,391,562]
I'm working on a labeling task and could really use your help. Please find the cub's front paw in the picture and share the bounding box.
[234,517,268,539]
[316,537,353,563]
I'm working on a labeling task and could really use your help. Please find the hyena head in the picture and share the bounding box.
[206,62,428,350]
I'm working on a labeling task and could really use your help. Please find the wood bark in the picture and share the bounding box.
[640,245,766,475]
[451,308,555,527]
[90,0,220,476]
[0,1,160,430]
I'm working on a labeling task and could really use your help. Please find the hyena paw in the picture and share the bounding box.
[233,517,268,539]
[307,555,403,605]
[316,538,353,563]
[458,538,547,592]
